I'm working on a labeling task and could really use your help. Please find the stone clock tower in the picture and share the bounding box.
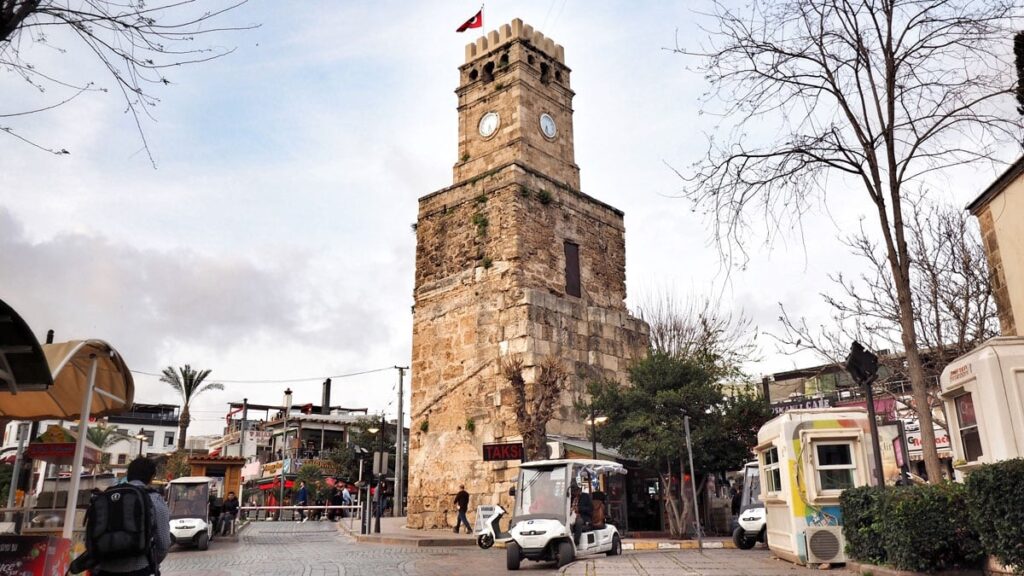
[407,19,648,529]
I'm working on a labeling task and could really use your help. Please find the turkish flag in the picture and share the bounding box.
[456,9,483,32]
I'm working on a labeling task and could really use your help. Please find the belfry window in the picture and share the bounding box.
[482,62,495,83]
[564,241,580,297]
[540,62,551,84]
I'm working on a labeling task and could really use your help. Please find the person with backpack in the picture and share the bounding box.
[75,457,171,576]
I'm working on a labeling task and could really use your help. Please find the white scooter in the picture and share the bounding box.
[476,505,512,549]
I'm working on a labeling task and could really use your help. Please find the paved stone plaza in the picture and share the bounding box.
[159,522,853,576]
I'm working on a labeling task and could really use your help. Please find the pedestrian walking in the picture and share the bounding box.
[453,484,472,534]
[296,481,309,523]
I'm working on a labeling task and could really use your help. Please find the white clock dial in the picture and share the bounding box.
[478,111,500,138]
[539,113,557,139]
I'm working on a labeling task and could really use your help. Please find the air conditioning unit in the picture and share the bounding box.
[805,526,846,564]
[546,441,562,459]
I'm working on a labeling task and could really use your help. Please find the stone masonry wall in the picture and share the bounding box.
[408,163,648,529]
[977,205,1017,336]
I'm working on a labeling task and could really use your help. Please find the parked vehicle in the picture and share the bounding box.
[167,476,219,550]
[505,459,624,570]
[476,504,511,549]
[732,461,766,549]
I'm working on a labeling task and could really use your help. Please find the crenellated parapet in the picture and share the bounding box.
[464,18,565,64]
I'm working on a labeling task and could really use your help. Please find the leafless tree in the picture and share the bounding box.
[673,0,1021,482]
[775,198,999,422]
[1,0,253,164]
[501,354,568,461]
[634,290,759,382]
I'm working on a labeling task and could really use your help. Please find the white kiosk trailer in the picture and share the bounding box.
[939,336,1024,480]
[754,408,879,567]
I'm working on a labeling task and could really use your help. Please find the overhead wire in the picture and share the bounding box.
[130,365,396,384]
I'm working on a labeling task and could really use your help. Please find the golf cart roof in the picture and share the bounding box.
[168,476,215,485]
[520,459,627,475]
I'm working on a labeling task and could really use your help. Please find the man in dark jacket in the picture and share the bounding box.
[94,457,171,576]
[220,492,240,535]
[453,485,472,534]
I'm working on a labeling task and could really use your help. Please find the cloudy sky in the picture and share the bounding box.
[1,1,1017,436]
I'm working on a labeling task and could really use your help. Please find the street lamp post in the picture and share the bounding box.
[279,388,292,521]
[374,415,385,533]
[587,405,608,460]
[365,420,382,535]
[135,428,147,457]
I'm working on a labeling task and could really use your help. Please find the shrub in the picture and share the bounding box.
[536,189,552,205]
[879,484,984,572]
[966,458,1024,572]
[841,486,887,564]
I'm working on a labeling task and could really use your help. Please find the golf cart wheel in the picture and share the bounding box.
[197,532,209,551]
[607,533,622,556]
[732,527,755,550]
[506,541,522,570]
[557,540,575,568]
[478,533,494,549]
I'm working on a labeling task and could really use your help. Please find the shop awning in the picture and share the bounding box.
[0,299,53,393]
[0,339,133,419]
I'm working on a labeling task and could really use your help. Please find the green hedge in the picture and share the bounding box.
[881,483,984,572]
[965,459,1024,573]
[841,484,984,573]
[841,486,887,564]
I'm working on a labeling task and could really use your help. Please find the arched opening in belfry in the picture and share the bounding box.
[540,62,551,84]
[469,69,479,82]
[482,61,495,83]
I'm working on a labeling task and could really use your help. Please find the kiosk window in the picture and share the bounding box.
[762,447,782,494]
[813,442,855,491]
[955,393,983,462]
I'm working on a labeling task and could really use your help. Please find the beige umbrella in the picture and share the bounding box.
[0,339,133,539]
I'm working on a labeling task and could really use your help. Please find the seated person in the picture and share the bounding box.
[591,491,606,529]
[219,491,240,535]
[571,486,593,545]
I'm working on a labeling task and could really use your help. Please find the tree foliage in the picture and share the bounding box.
[674,0,1021,482]
[590,352,770,475]
[160,364,222,450]
[0,0,253,162]
[501,355,568,461]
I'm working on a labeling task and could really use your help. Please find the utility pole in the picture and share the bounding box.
[279,388,292,521]
[394,366,407,517]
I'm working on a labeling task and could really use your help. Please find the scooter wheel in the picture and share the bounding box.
[477,534,494,549]
[733,526,756,550]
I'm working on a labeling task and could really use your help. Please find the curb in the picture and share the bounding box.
[623,539,733,551]
[337,520,477,547]
[847,560,983,576]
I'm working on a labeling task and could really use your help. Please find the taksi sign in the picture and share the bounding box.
[482,442,524,461]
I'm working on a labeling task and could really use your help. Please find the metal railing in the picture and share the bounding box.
[238,505,363,530]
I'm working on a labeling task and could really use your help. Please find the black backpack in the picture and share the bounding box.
[84,483,158,574]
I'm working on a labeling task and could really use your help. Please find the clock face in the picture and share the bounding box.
[539,113,557,139]
[478,111,500,138]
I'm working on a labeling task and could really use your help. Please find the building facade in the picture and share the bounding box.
[407,19,649,529]
[968,157,1024,336]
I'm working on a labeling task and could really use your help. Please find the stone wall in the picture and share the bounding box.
[408,163,648,529]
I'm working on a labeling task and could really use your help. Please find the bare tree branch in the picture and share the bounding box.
[672,0,1021,481]
[1,0,256,165]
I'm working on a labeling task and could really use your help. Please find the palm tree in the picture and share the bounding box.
[159,365,222,450]
[87,423,130,472]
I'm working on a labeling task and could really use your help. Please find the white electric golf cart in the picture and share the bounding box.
[732,460,766,549]
[506,459,624,570]
[167,476,220,550]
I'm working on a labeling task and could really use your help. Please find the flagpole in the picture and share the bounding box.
[479,4,485,38]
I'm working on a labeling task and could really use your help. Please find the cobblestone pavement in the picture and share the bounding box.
[160,521,852,576]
